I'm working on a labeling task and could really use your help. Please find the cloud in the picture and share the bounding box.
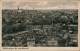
[21,5,33,9]
[37,1,48,6]
[2,2,78,9]
[64,4,78,9]
[35,4,78,10]
[35,6,58,10]
[14,2,21,6]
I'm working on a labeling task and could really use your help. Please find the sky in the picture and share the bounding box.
[2,1,78,9]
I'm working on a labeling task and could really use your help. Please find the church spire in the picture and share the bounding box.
[17,6,22,13]
[18,6,19,10]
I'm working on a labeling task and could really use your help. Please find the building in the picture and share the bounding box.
[68,24,78,45]
[27,33,35,46]
[43,25,53,36]
[68,24,78,34]
[17,6,23,13]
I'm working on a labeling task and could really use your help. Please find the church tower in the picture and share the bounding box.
[18,6,19,10]
[17,6,22,13]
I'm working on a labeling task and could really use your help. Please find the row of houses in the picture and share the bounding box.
[2,23,78,47]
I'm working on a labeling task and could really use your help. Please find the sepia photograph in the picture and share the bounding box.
[2,1,78,47]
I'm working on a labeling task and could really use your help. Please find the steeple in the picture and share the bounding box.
[17,6,22,13]
[18,6,19,10]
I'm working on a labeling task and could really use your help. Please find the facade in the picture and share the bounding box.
[27,34,35,46]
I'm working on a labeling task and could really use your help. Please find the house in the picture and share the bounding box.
[27,33,35,47]
[32,25,42,30]
[43,25,53,35]
[68,24,78,34]
[70,34,78,43]
[43,25,53,29]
